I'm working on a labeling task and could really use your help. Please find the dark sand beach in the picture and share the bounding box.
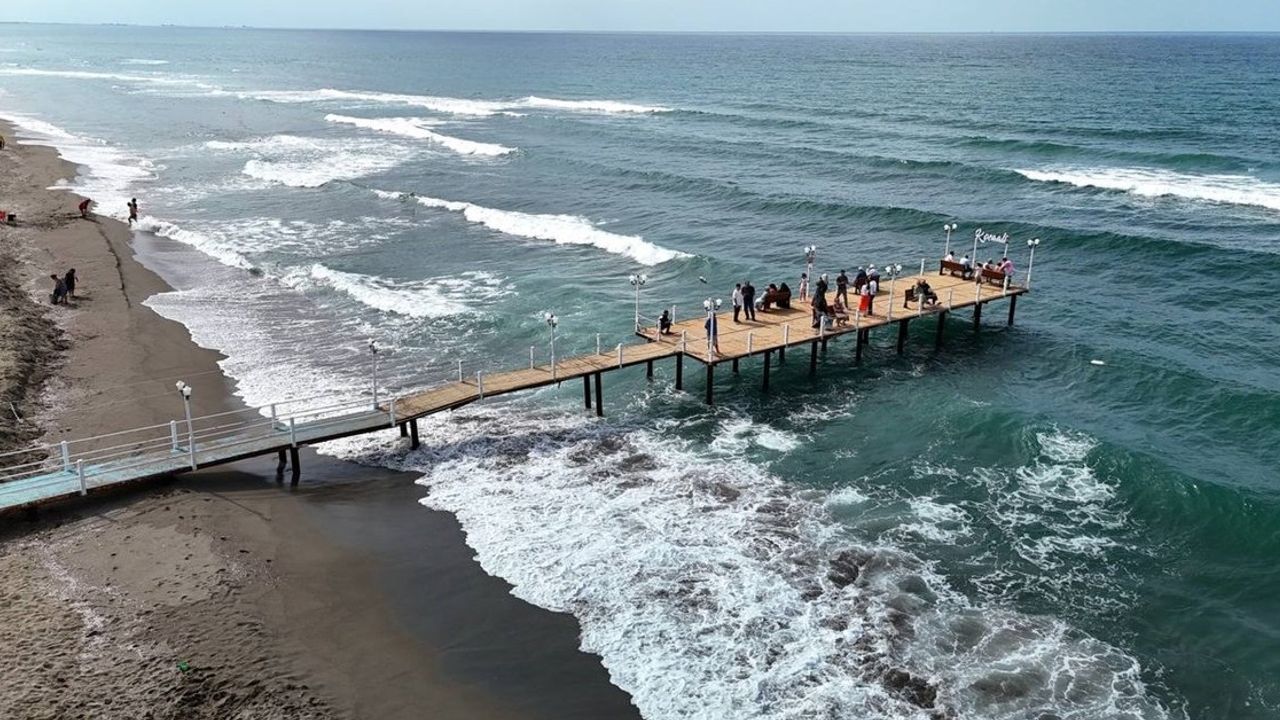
[0,121,640,720]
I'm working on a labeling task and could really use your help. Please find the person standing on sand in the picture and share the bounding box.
[64,269,78,299]
[127,198,138,226]
[78,198,92,218]
[49,274,67,305]
[0,133,6,150]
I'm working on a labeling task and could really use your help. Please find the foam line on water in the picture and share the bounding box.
[374,189,691,266]
[289,264,508,318]
[239,87,672,115]
[323,114,516,156]
[1016,166,1280,213]
[314,407,1172,720]
[206,133,412,188]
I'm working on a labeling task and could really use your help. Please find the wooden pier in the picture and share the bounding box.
[0,268,1025,513]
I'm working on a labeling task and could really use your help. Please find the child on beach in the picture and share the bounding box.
[127,198,138,226]
[49,274,68,305]
[64,269,78,299]
[78,198,92,218]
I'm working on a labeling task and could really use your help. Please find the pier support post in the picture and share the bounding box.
[897,319,908,355]
[762,351,771,391]
[399,423,408,438]
[779,346,785,362]
[705,365,715,405]
[675,354,684,390]
[935,312,947,349]
[1007,295,1018,326]
[289,447,301,487]
[973,303,983,331]
[732,358,739,374]
[276,449,287,480]
[855,330,864,364]
[646,359,654,380]
[594,373,603,417]
[410,419,420,450]
[583,375,592,409]
[809,341,818,376]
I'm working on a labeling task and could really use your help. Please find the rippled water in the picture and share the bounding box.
[2,27,1278,719]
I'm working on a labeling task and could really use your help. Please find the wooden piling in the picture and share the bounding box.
[399,423,408,438]
[974,303,983,331]
[289,447,301,486]
[855,330,864,363]
[762,350,771,391]
[593,373,603,417]
[583,375,592,409]
[1007,295,1018,326]
[646,359,654,380]
[410,419,420,450]
[935,311,947,349]
[705,365,715,405]
[732,358,739,373]
[809,341,818,376]
[675,354,684,390]
[897,319,908,355]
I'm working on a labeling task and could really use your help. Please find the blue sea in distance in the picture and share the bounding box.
[2,26,1279,719]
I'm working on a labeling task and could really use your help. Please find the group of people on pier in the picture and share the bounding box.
[942,251,1014,280]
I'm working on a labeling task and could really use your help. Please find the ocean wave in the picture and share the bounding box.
[134,217,256,271]
[207,133,411,188]
[239,87,672,116]
[374,189,690,266]
[0,67,216,90]
[1016,166,1280,213]
[121,58,169,65]
[316,406,1171,720]
[323,114,516,156]
[295,264,507,318]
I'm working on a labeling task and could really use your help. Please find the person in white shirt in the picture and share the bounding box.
[865,276,879,315]
[798,272,809,302]
[944,251,955,263]
[960,255,974,280]
[732,283,744,323]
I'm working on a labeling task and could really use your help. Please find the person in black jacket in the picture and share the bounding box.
[741,280,757,321]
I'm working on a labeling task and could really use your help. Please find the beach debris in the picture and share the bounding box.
[1090,359,1106,366]
[177,660,191,674]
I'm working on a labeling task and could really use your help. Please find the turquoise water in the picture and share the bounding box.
[1,26,1277,719]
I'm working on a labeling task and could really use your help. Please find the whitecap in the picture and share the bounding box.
[323,114,516,156]
[375,189,690,266]
[1016,166,1280,213]
[293,264,508,319]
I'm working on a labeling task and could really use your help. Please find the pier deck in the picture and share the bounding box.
[0,269,1024,513]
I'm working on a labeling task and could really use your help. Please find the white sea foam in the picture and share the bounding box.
[1016,166,1280,213]
[297,264,507,318]
[323,114,516,156]
[135,217,256,271]
[0,111,156,219]
[238,87,672,116]
[0,67,215,91]
[375,189,689,266]
[207,133,411,188]
[314,406,1171,720]
[121,58,169,65]
[709,415,802,454]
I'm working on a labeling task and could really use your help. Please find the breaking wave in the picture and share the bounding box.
[323,114,516,156]
[1016,166,1280,213]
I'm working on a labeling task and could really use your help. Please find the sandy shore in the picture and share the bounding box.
[0,121,639,719]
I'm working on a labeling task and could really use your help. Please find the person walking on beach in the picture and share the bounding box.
[49,274,68,305]
[63,269,78,299]
[742,280,757,321]
[836,269,849,307]
[732,283,743,323]
[127,198,139,226]
[78,198,93,218]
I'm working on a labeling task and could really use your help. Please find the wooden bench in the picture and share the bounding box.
[980,268,1007,286]
[903,287,917,308]
[939,260,970,278]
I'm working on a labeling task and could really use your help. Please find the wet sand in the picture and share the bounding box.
[0,120,639,720]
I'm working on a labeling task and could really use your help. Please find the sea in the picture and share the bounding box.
[1,26,1278,720]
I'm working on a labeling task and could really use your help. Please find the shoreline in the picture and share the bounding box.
[0,119,639,719]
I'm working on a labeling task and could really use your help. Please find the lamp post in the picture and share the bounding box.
[545,312,559,379]
[803,245,817,299]
[629,274,647,331]
[1026,238,1041,288]
[175,381,194,467]
[885,263,903,320]
[703,297,722,360]
[944,223,957,257]
[368,340,380,408]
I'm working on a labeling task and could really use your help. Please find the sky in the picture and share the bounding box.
[6,0,1280,33]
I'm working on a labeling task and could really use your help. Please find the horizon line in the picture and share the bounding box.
[3,21,1280,35]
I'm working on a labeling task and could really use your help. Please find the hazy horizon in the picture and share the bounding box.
[6,1,1280,34]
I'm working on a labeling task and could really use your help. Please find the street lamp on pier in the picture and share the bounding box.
[1026,238,1041,288]
[629,274,648,331]
[545,312,559,379]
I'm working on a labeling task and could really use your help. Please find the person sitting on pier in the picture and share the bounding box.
[944,250,955,263]
[915,279,939,308]
[959,255,974,279]
[777,282,792,309]
[757,283,780,311]
[832,295,851,326]
[658,309,673,335]
[998,256,1014,276]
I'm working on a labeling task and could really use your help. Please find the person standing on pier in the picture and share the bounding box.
[798,272,809,302]
[853,267,867,295]
[705,310,720,355]
[732,283,744,323]
[836,270,849,307]
[865,273,879,315]
[742,280,757,321]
